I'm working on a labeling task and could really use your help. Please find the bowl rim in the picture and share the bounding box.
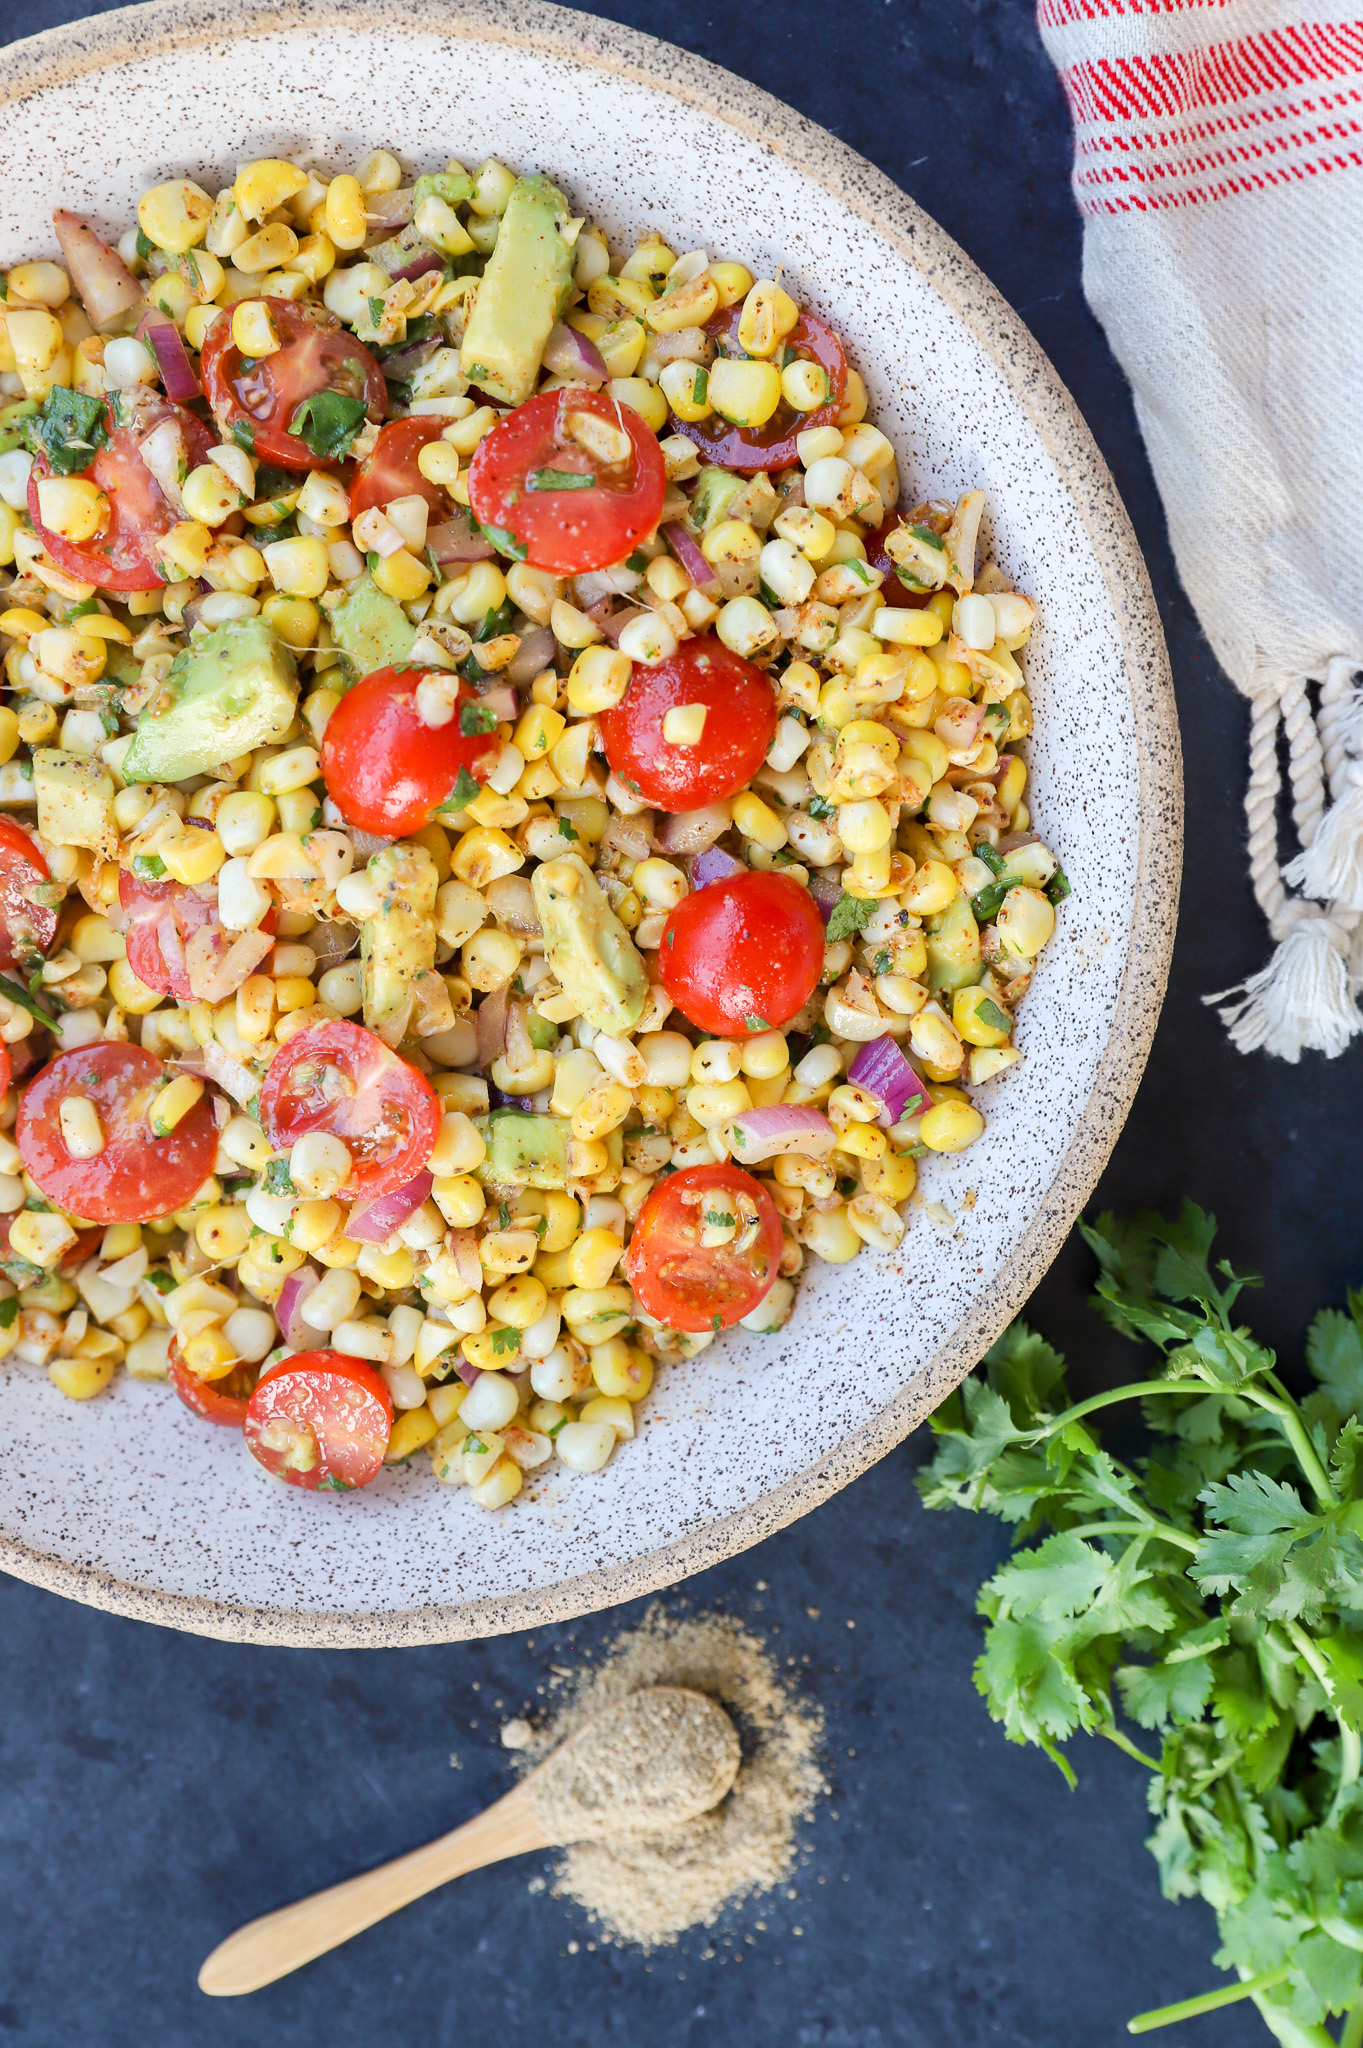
[0,0,1181,1647]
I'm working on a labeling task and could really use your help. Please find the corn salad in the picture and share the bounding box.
[0,145,1065,1508]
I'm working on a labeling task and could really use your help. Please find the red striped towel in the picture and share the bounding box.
[1039,0,1363,1061]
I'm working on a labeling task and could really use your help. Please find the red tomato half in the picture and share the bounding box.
[200,299,386,472]
[244,1349,393,1491]
[167,1338,256,1429]
[320,665,502,837]
[598,636,778,812]
[349,415,449,520]
[673,307,847,475]
[0,818,56,970]
[18,1043,219,1224]
[119,869,218,999]
[467,387,666,575]
[27,398,214,591]
[659,870,825,1036]
[260,1020,440,1202]
[0,1043,10,1102]
[625,1163,782,1333]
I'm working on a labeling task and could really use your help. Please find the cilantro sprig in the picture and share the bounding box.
[921,1204,1363,2041]
[286,391,368,461]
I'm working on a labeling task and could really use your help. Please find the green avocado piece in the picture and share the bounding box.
[122,618,297,783]
[689,465,743,533]
[531,853,647,1037]
[459,174,575,406]
[925,892,982,995]
[475,1111,571,1190]
[330,574,417,680]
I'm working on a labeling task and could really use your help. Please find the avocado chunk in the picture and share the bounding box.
[689,465,744,533]
[123,618,297,784]
[460,174,575,407]
[475,1110,572,1190]
[361,844,439,1047]
[330,574,417,680]
[32,748,118,859]
[925,892,982,995]
[532,853,647,1037]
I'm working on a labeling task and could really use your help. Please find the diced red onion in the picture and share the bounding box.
[307,921,360,971]
[378,336,442,382]
[428,514,496,564]
[277,1265,322,1349]
[388,248,443,284]
[476,986,509,1070]
[848,1036,933,1127]
[476,682,519,723]
[603,811,654,864]
[505,627,556,686]
[53,209,143,332]
[456,1357,483,1386]
[1000,828,1041,854]
[662,521,720,596]
[346,827,394,861]
[690,846,745,890]
[726,1104,837,1164]
[136,311,201,403]
[201,1036,259,1107]
[347,1170,433,1244]
[657,804,732,855]
[597,604,649,647]
[989,753,1014,788]
[365,188,415,230]
[809,874,843,925]
[542,322,608,386]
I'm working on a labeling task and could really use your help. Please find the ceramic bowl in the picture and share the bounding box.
[0,0,1179,1645]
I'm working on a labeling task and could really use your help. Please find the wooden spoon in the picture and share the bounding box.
[198,1685,740,1996]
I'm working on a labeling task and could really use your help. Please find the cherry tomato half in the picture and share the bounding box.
[659,870,825,1036]
[28,398,214,591]
[200,299,386,472]
[244,1348,393,1491]
[598,636,778,813]
[625,1162,782,1333]
[18,1043,219,1224]
[260,1020,440,1202]
[467,387,666,575]
[167,1337,257,1429]
[0,818,56,971]
[320,665,502,837]
[349,415,449,520]
[673,306,847,475]
[119,869,217,999]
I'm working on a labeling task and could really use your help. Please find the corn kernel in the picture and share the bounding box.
[708,357,782,428]
[159,829,225,886]
[372,548,432,602]
[150,1073,205,1137]
[566,644,631,715]
[707,260,754,308]
[34,476,108,543]
[48,1353,117,1400]
[138,179,212,253]
[732,789,787,851]
[324,174,367,251]
[231,299,280,357]
[263,535,329,599]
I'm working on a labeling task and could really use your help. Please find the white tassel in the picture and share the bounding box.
[1205,913,1363,1063]
[1283,762,1363,910]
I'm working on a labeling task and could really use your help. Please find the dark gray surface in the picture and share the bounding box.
[1,2,1354,2042]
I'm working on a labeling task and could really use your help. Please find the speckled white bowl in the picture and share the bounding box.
[0,0,1179,1645]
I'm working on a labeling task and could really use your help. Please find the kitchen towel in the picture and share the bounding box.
[1037,0,1363,1060]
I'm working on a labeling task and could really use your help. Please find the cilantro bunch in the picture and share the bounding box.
[920,1205,1363,2045]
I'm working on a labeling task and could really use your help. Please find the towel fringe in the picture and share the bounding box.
[1206,914,1363,1064]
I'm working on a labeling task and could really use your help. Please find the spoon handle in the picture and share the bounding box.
[198,1783,550,1996]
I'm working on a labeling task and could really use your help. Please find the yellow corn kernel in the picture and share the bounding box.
[874,607,943,648]
[539,1191,580,1254]
[138,179,212,253]
[470,1455,523,1510]
[324,174,367,251]
[150,1073,205,1137]
[156,521,213,578]
[920,1099,985,1152]
[707,357,782,428]
[571,1081,634,1144]
[355,1242,415,1290]
[580,1394,636,1440]
[901,859,958,916]
[835,1121,887,1161]
[732,789,787,852]
[953,984,1012,1048]
[707,260,754,308]
[0,607,49,641]
[781,359,832,412]
[233,157,307,223]
[386,1406,438,1463]
[863,1151,918,1204]
[159,829,225,887]
[0,506,20,569]
[701,517,760,567]
[107,956,162,1013]
[997,754,1027,815]
[231,299,280,357]
[8,260,69,307]
[233,973,274,1045]
[33,477,108,544]
[372,548,432,602]
[567,1228,625,1290]
[736,279,799,358]
[48,1353,117,1401]
[271,975,315,1015]
[432,1173,486,1230]
[604,376,668,434]
[260,536,328,600]
[566,644,631,715]
[16,703,57,745]
[513,703,566,759]
[287,1199,340,1256]
[195,1205,252,1262]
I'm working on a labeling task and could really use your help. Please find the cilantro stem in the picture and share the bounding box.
[1255,1375,1338,1507]
[1126,1965,1290,2033]
[1284,1619,1362,1819]
[1035,1378,1215,1436]
[1063,1517,1199,1556]
[1342,1991,1363,2048]
[1099,1726,1162,1772]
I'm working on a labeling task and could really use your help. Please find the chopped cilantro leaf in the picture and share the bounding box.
[489,1325,520,1355]
[263,1157,296,1197]
[439,765,484,815]
[1046,867,1071,906]
[132,854,167,881]
[231,417,255,453]
[976,996,1011,1034]
[807,793,836,821]
[743,1013,771,1032]
[459,702,498,736]
[480,524,529,563]
[286,391,368,462]
[526,467,597,492]
[26,387,109,478]
[825,894,878,942]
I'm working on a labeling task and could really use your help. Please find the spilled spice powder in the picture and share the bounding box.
[513,1606,825,1949]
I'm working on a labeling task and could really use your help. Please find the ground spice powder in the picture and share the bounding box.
[514,1606,825,1949]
